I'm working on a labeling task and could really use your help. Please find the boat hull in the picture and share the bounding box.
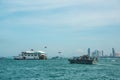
[68,59,97,64]
[14,56,47,60]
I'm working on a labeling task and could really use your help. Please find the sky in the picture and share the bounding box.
[0,0,120,57]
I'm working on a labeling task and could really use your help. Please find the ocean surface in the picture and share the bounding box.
[0,58,120,80]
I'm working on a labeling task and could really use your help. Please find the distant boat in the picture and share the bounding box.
[14,49,47,60]
[51,56,63,60]
[0,57,7,60]
[68,55,98,64]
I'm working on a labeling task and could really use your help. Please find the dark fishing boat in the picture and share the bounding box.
[68,55,98,64]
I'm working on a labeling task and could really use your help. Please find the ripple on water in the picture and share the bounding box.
[0,59,120,80]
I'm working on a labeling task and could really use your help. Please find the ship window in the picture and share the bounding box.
[35,54,37,56]
[28,54,30,56]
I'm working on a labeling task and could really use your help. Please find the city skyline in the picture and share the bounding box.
[0,0,120,57]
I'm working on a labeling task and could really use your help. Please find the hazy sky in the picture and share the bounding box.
[0,0,120,57]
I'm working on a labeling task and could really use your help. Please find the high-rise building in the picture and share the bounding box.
[102,50,104,56]
[112,48,115,57]
[88,48,90,56]
[92,50,100,57]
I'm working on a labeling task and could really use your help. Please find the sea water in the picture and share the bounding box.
[0,58,120,80]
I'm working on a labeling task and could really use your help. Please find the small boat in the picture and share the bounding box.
[0,57,7,60]
[68,55,98,64]
[51,56,61,59]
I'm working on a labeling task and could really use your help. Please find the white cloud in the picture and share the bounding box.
[1,0,120,13]
[0,0,120,30]
[1,9,120,29]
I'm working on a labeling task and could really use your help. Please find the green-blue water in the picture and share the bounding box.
[0,58,120,80]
